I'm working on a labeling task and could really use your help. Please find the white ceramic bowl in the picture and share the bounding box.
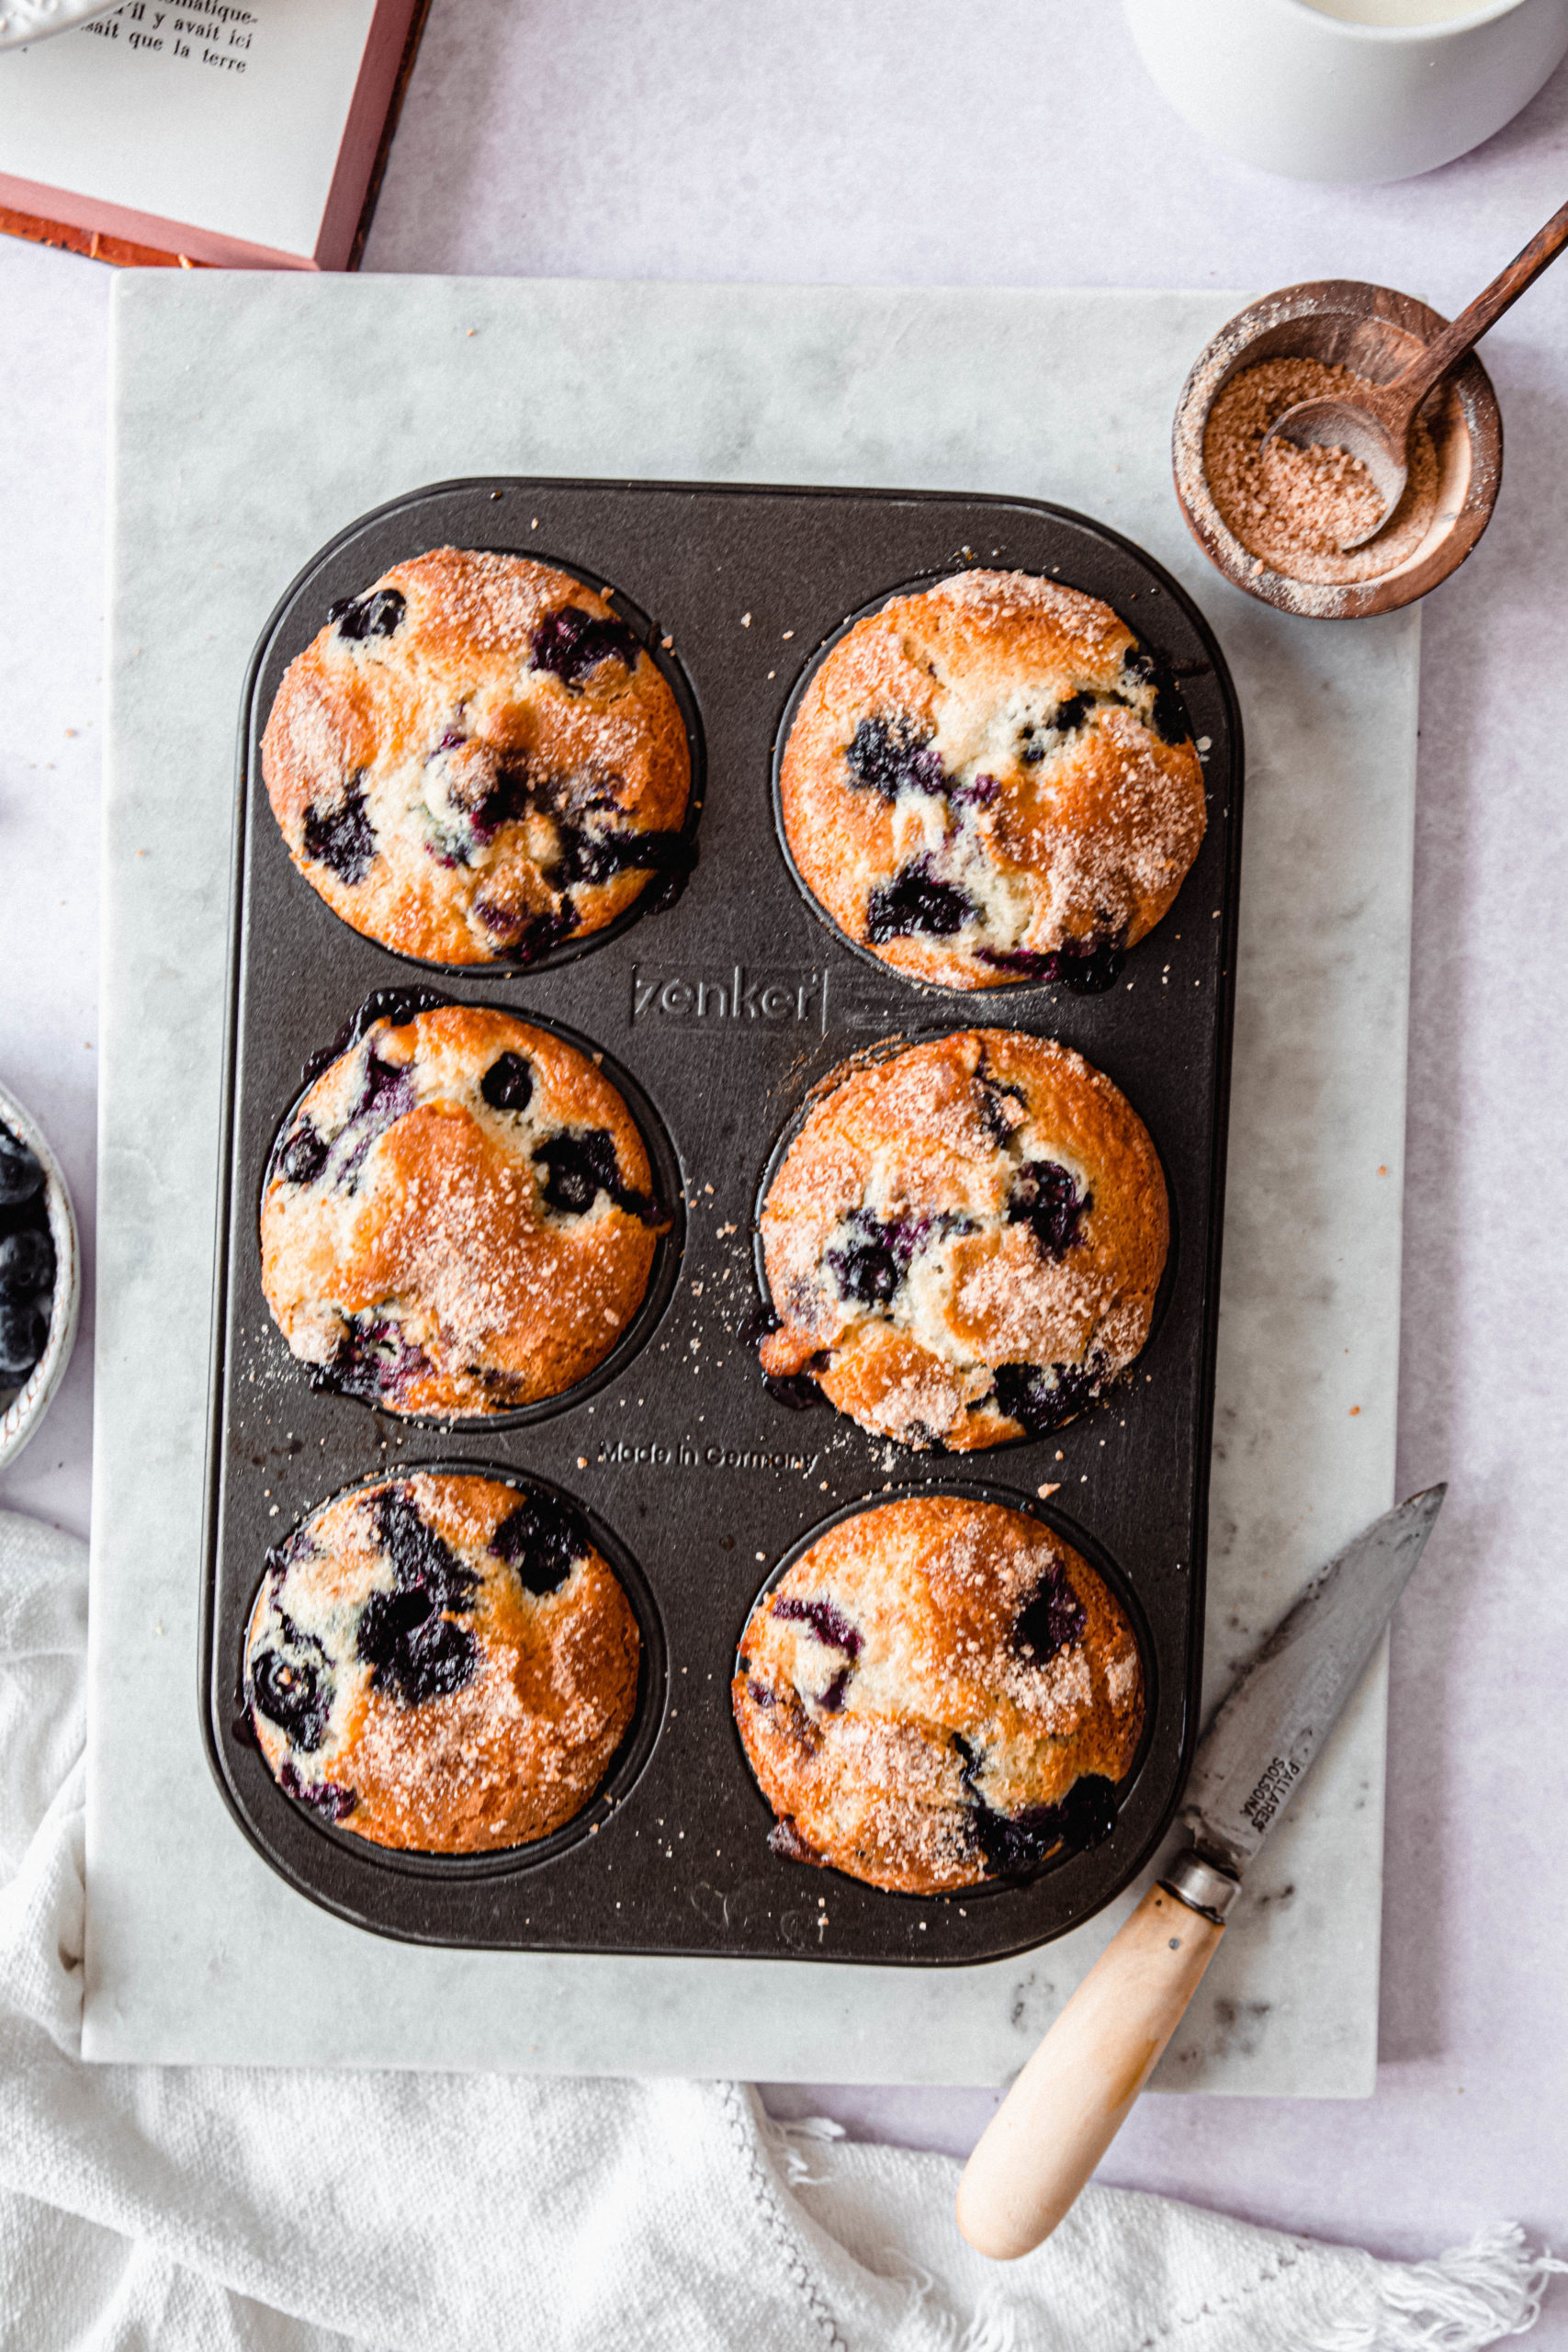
[0,1082,80,1475]
[1122,0,1568,184]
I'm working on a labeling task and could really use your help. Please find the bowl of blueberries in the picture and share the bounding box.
[0,1082,79,1472]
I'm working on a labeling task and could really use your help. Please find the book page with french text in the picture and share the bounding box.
[0,0,380,256]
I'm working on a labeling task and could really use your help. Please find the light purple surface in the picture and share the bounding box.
[1,0,1565,2292]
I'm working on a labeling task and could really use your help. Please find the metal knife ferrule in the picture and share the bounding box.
[1158,1849,1242,1923]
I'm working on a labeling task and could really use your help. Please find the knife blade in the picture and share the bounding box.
[955,1484,1447,2261]
[1168,1480,1447,1906]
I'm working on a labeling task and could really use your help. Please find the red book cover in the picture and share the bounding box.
[0,0,426,269]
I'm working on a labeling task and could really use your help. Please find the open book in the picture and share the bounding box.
[0,0,425,268]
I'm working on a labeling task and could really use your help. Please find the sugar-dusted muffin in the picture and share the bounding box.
[734,1495,1143,1893]
[262,548,692,967]
[244,1473,640,1853]
[779,569,1205,990]
[757,1029,1167,1451]
[262,1000,662,1417]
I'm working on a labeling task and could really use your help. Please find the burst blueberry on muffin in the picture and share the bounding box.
[244,1473,640,1853]
[757,1028,1167,1450]
[734,1494,1143,1894]
[778,569,1205,990]
[262,548,692,967]
[262,1001,662,1417]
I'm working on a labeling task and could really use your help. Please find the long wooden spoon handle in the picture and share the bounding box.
[1392,195,1568,412]
[954,1882,1225,2262]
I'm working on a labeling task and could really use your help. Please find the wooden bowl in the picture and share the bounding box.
[1171,278,1503,620]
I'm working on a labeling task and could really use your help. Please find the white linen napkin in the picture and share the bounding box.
[0,1503,1558,2352]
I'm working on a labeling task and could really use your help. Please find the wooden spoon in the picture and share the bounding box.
[1263,196,1568,549]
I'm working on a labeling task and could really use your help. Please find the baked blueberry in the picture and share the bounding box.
[779,570,1205,989]
[479,1051,534,1113]
[329,587,406,641]
[264,549,691,966]
[491,1492,584,1595]
[734,1496,1143,1894]
[301,775,377,887]
[529,605,642,685]
[757,1030,1167,1451]
[244,1472,641,1854]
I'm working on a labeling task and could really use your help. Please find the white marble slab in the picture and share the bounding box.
[84,275,1416,2089]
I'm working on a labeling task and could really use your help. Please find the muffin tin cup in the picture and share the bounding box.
[749,1026,1184,1443]
[202,476,1243,1963]
[220,1464,669,1915]
[257,998,687,1432]
[732,1484,1161,1905]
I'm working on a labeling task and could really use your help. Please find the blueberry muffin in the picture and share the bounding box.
[245,1473,640,1853]
[757,1029,1167,1450]
[262,1001,662,1417]
[779,570,1205,990]
[734,1495,1143,1894]
[262,548,692,967]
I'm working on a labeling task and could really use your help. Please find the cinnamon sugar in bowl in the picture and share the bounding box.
[1172,279,1502,620]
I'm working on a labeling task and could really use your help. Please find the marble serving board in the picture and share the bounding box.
[85,277,1416,2089]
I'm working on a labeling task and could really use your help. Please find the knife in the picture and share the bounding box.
[954,1484,1446,2260]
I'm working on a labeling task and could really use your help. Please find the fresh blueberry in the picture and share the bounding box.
[992,1357,1104,1435]
[329,587,405,643]
[479,1052,534,1114]
[533,1126,649,1219]
[250,1632,333,1751]
[771,1595,862,1658]
[0,1126,43,1207]
[302,774,376,885]
[1122,645,1188,745]
[1008,1159,1089,1261]
[530,605,641,684]
[1051,694,1090,732]
[276,1121,329,1187]
[1011,1562,1088,1665]
[491,1492,584,1595]
[865,860,978,944]
[0,1303,47,1382]
[844,714,947,800]
[0,1229,52,1294]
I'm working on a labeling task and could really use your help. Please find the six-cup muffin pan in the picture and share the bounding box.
[201,477,1244,1963]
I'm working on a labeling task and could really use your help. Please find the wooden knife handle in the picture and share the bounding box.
[954,1880,1226,2261]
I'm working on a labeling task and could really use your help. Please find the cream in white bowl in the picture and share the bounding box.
[0,1082,80,1475]
[1122,0,1568,183]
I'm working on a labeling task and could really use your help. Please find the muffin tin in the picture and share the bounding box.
[201,476,1244,1963]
